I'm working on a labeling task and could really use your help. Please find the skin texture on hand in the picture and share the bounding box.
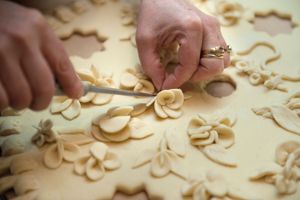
[136,0,230,90]
[0,1,83,111]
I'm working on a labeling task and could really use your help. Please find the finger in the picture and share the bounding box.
[0,57,32,110]
[216,28,230,67]
[21,47,55,111]
[191,22,224,82]
[162,32,202,89]
[41,27,83,99]
[136,33,165,90]
[0,81,9,111]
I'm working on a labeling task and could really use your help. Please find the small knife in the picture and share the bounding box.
[55,82,156,97]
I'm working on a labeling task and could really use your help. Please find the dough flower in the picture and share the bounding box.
[77,65,115,105]
[147,89,184,119]
[182,171,257,200]
[91,106,154,142]
[74,142,121,181]
[32,119,57,147]
[250,141,300,195]
[120,65,155,95]
[187,113,237,167]
[206,0,244,26]
[133,129,187,179]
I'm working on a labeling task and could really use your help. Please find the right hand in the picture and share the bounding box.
[0,1,83,111]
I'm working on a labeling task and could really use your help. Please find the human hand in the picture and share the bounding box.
[0,1,83,111]
[136,0,230,90]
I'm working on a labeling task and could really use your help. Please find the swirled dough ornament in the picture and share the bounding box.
[187,113,237,167]
[146,89,184,119]
[91,106,154,142]
[74,142,121,181]
[133,129,187,179]
[231,41,300,92]
[77,65,115,105]
[249,141,300,195]
[182,171,258,200]
[252,93,300,135]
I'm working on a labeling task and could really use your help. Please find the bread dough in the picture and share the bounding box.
[0,0,300,199]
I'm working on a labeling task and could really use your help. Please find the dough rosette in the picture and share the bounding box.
[147,89,184,119]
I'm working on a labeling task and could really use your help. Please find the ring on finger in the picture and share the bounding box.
[201,45,232,59]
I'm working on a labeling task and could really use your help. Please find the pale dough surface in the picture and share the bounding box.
[1,0,300,200]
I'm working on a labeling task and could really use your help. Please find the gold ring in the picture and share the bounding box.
[202,45,232,59]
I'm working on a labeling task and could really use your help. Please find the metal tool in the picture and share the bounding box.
[55,82,156,97]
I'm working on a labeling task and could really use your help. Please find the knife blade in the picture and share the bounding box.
[55,82,156,97]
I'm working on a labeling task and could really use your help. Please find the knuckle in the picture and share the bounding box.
[206,16,220,28]
[27,9,46,29]
[183,15,202,30]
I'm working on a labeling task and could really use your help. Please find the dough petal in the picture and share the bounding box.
[270,105,300,135]
[92,93,113,105]
[99,115,131,134]
[80,92,96,103]
[154,100,168,118]
[103,152,121,170]
[167,89,184,110]
[86,157,105,181]
[90,142,108,161]
[165,130,186,157]
[59,131,94,145]
[204,179,228,197]
[120,72,139,88]
[249,163,282,180]
[74,156,90,175]
[44,142,64,169]
[202,144,237,167]
[63,142,80,162]
[91,125,111,142]
[214,124,235,148]
[151,153,171,178]
[162,106,182,119]
[167,151,187,179]
[61,100,81,120]
[107,106,134,117]
[128,118,154,139]
[131,103,148,116]
[275,141,300,166]
[101,126,131,142]
[50,98,73,113]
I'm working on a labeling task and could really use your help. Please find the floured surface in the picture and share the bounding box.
[1,0,300,199]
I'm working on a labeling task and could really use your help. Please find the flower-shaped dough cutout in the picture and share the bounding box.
[206,0,244,26]
[74,142,121,181]
[91,106,154,142]
[50,97,81,120]
[187,113,237,167]
[249,141,300,195]
[70,0,90,14]
[252,92,300,135]
[77,65,115,105]
[120,65,155,95]
[147,89,184,119]
[53,6,75,23]
[133,129,187,179]
[182,171,258,200]
[32,119,58,147]
[120,3,138,26]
